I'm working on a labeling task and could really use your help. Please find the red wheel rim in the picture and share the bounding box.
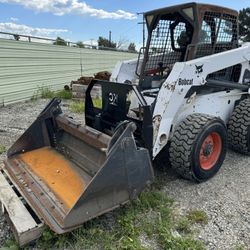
[199,132,222,170]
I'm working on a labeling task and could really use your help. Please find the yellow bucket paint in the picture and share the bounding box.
[20,147,85,209]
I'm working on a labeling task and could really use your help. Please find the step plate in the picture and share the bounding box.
[0,165,44,246]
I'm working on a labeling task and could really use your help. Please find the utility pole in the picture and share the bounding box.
[109,31,112,47]
[137,12,146,48]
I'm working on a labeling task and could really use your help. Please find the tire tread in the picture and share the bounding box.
[169,113,219,181]
[228,98,250,155]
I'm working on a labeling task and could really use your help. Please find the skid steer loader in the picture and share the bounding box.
[1,2,250,246]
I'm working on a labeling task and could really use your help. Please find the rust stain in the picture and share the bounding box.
[19,147,85,209]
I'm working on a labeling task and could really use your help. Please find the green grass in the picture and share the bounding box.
[186,210,208,225]
[175,210,208,235]
[0,144,6,154]
[30,182,206,250]
[56,89,73,99]
[32,87,72,100]
[1,238,19,250]
[70,98,102,113]
[70,101,85,113]
[2,173,207,249]
[176,217,193,234]
[235,245,245,250]
[3,184,206,250]
[92,98,102,109]
[40,87,55,99]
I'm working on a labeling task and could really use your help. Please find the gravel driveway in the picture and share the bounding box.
[0,99,249,249]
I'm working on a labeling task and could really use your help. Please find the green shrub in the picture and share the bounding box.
[0,145,6,154]
[32,87,73,100]
[70,101,85,113]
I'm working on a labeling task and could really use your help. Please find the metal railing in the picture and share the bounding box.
[0,31,137,53]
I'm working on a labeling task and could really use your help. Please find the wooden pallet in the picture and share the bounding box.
[0,164,44,246]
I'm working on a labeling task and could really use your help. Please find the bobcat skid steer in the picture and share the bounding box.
[1,2,250,246]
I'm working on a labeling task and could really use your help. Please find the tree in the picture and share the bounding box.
[53,37,67,46]
[98,36,116,48]
[239,8,250,42]
[116,37,129,49]
[128,42,136,52]
[76,41,85,48]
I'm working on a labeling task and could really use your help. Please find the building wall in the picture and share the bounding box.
[0,39,137,105]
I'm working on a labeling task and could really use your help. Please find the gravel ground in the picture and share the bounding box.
[0,99,249,249]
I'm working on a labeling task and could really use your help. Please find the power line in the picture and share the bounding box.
[137,12,146,48]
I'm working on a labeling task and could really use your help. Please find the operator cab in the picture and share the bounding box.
[138,2,238,91]
[85,3,239,148]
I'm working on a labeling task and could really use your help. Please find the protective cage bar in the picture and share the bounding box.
[144,19,184,74]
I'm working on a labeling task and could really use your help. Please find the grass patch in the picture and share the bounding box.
[0,144,6,154]
[70,101,85,113]
[2,238,19,250]
[175,209,208,236]
[40,87,55,99]
[34,185,205,250]
[70,98,102,113]
[92,98,102,109]
[176,217,193,234]
[186,210,208,224]
[235,245,245,250]
[56,89,73,99]
[32,87,72,100]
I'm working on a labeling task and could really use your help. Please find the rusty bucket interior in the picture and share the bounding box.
[19,147,91,210]
[4,98,153,234]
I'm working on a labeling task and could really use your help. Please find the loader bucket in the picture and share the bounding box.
[2,98,154,236]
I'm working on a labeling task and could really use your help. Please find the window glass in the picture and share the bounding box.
[199,21,212,43]
[216,19,233,42]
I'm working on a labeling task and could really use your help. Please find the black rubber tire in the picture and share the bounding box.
[228,98,250,155]
[169,113,227,182]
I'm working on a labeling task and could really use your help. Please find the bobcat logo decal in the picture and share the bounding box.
[195,64,203,74]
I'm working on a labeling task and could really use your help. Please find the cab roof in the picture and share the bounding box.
[144,2,238,18]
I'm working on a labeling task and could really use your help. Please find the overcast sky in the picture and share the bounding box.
[0,0,249,48]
